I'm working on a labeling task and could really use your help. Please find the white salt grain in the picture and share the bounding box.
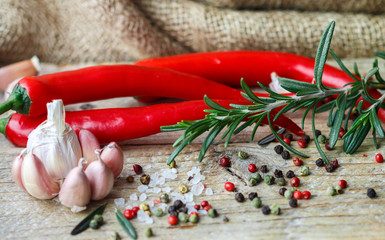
[162,186,172,193]
[153,187,161,193]
[191,182,205,196]
[148,201,155,208]
[158,203,168,211]
[198,209,207,215]
[184,192,194,203]
[157,177,166,185]
[144,165,152,170]
[114,198,125,208]
[171,168,178,174]
[139,193,147,201]
[130,193,138,201]
[138,185,148,192]
[205,187,213,195]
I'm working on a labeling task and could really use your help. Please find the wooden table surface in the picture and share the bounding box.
[1,59,385,240]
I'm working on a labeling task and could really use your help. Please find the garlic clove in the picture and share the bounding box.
[21,151,60,199]
[100,142,124,179]
[85,150,114,200]
[59,158,91,212]
[11,149,27,191]
[78,129,100,168]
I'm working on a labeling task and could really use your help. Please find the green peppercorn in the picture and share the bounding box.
[168,160,176,169]
[208,208,218,218]
[178,212,189,223]
[140,174,151,185]
[276,177,286,186]
[140,203,150,211]
[154,208,163,217]
[238,150,249,159]
[160,193,170,203]
[284,189,293,199]
[93,214,104,225]
[178,184,189,194]
[253,173,263,183]
[89,219,99,229]
[252,197,262,208]
[317,134,327,144]
[249,177,257,186]
[264,175,275,185]
[189,214,199,223]
[327,186,336,196]
[270,204,280,215]
[299,165,310,176]
[336,185,343,194]
[110,232,121,240]
[145,227,153,237]
[290,187,297,193]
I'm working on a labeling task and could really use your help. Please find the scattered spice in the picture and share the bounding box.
[367,188,376,198]
[302,191,311,199]
[274,169,283,178]
[139,203,150,211]
[276,178,286,186]
[173,200,184,209]
[160,193,170,203]
[317,134,327,144]
[133,164,143,175]
[225,182,235,192]
[168,160,176,169]
[203,205,212,211]
[260,165,268,173]
[375,153,383,163]
[248,164,257,173]
[274,145,284,154]
[252,173,263,183]
[220,157,230,167]
[299,165,310,176]
[297,139,307,148]
[363,154,367,157]
[339,180,347,189]
[284,189,293,199]
[168,206,176,213]
[178,212,189,223]
[338,127,345,138]
[293,157,303,166]
[140,174,151,185]
[126,175,134,183]
[249,177,258,186]
[168,215,178,225]
[336,186,343,194]
[71,203,106,235]
[208,209,218,218]
[270,205,280,215]
[145,228,153,237]
[301,135,311,143]
[331,160,339,168]
[223,216,229,222]
[293,190,302,199]
[178,184,189,194]
[144,210,151,216]
[286,170,295,178]
[315,158,325,167]
[248,192,258,200]
[283,138,291,145]
[154,208,163,217]
[238,151,249,159]
[94,214,103,225]
[325,164,335,172]
[289,198,298,208]
[261,206,271,215]
[89,219,99,229]
[252,197,262,208]
[290,177,300,187]
[327,186,336,196]
[325,142,333,151]
[123,209,135,220]
[264,175,275,185]
[189,213,199,224]
[110,232,121,240]
[279,187,287,196]
[194,204,201,211]
[315,129,322,138]
[235,192,245,202]
[284,133,293,141]
[201,200,209,208]
[281,150,291,160]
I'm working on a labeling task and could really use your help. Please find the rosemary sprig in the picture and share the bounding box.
[162,21,385,165]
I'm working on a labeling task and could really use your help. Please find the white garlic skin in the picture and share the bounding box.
[100,142,124,179]
[78,129,100,168]
[59,159,91,212]
[21,152,60,199]
[11,151,26,191]
[85,154,114,200]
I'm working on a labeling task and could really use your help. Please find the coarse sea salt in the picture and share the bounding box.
[139,193,148,201]
[130,193,138,201]
[191,182,205,196]
[184,192,194,203]
[138,185,148,192]
[114,198,125,208]
[153,187,161,193]
[162,186,172,193]
[137,210,154,224]
[205,187,213,195]
[144,165,152,170]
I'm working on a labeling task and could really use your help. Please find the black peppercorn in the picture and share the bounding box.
[168,206,176,213]
[367,188,376,198]
[223,216,229,222]
[301,135,311,143]
[260,165,268,173]
[325,164,335,172]
[169,211,178,216]
[274,145,284,154]
[286,170,295,178]
[316,158,325,167]
[261,205,271,215]
[279,187,287,196]
[235,192,245,202]
[284,133,293,141]
[289,198,298,208]
[248,192,258,200]
[180,206,188,213]
[173,200,184,209]
[281,150,290,160]
[331,160,339,168]
[274,169,283,178]
[315,129,322,138]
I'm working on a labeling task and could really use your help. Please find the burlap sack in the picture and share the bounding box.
[0,0,384,65]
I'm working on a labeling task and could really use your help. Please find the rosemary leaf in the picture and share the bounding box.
[370,108,385,137]
[70,203,107,235]
[329,49,360,82]
[312,100,329,164]
[329,95,346,148]
[116,209,137,239]
[257,127,286,145]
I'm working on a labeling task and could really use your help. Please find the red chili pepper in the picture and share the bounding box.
[0,100,304,147]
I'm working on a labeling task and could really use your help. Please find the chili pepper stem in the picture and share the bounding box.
[0,115,11,136]
[0,84,31,115]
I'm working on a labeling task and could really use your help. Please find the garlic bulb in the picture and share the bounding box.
[59,158,91,212]
[26,100,82,179]
[100,142,124,178]
[11,149,26,191]
[85,150,114,200]
[21,151,60,199]
[78,129,100,168]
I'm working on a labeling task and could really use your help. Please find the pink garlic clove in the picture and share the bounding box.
[100,142,124,179]
[11,149,27,191]
[78,129,100,168]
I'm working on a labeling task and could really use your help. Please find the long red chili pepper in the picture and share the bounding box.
[0,100,304,147]
[0,65,248,117]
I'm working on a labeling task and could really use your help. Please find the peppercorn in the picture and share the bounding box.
[168,215,178,225]
[248,163,257,173]
[145,228,153,237]
[302,135,311,143]
[168,206,176,213]
[260,165,268,173]
[126,175,134,183]
[261,205,271,215]
[325,164,335,172]
[173,200,184,209]
[317,134,327,144]
[336,186,343,194]
[110,232,121,240]
[145,210,152,216]
[274,145,284,154]
[339,180,347,189]
[284,133,293,141]
[284,189,293,199]
[281,150,291,160]
[223,216,229,222]
[274,169,283,178]
[327,186,336,196]
[133,164,143,175]
[203,205,212,211]
[302,191,311,199]
[249,177,258,186]
[140,203,150,211]
[331,160,339,168]
[264,175,275,185]
[194,204,201,211]
[169,160,176,169]
[286,170,295,178]
[93,214,104,225]
[252,197,262,208]
[219,156,230,167]
[270,204,280,215]
[299,165,310,176]
[279,187,287,196]
[178,212,189,223]
[293,157,303,166]
[169,211,178,216]
[225,182,235,191]
[178,184,189,194]
[201,200,209,208]
[290,177,300,187]
[325,142,333,151]
[238,151,249,159]
[123,209,135,219]
[315,129,322,138]
[289,198,298,208]
[154,208,163,217]
[297,139,307,148]
[315,158,325,167]
[277,177,287,186]
[375,153,384,163]
[189,213,199,223]
[180,206,188,214]
[283,138,291,145]
[89,219,99,229]
[140,174,151,185]
[160,193,170,203]
[252,173,263,183]
[132,207,139,215]
[248,192,258,200]
[367,188,376,198]
[339,127,345,138]
[293,190,302,199]
[235,192,245,202]
[208,208,218,218]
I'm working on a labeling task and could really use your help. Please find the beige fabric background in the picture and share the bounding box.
[0,0,385,65]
